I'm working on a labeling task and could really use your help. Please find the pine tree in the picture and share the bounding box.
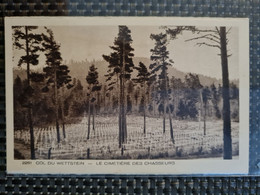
[133,62,151,134]
[42,27,72,143]
[103,25,135,148]
[13,26,43,159]
[150,33,174,143]
[86,64,101,139]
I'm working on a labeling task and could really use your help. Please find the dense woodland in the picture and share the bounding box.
[13,25,239,159]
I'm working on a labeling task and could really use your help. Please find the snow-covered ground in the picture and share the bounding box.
[14,115,239,160]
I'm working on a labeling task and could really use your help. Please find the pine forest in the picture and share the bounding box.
[12,25,239,160]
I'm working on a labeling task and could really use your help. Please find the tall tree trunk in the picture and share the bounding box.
[92,101,95,131]
[147,84,151,115]
[165,81,174,143]
[220,27,232,159]
[25,26,30,87]
[174,92,178,118]
[203,102,207,135]
[61,87,66,139]
[87,96,91,140]
[25,27,35,159]
[162,70,167,134]
[96,92,100,115]
[119,77,122,148]
[28,108,35,159]
[163,66,174,143]
[62,122,65,139]
[123,108,127,142]
[163,98,166,134]
[152,86,156,117]
[121,87,125,144]
[103,86,106,114]
[122,41,127,144]
[144,110,146,134]
[199,89,203,131]
[54,64,60,143]
[143,84,146,134]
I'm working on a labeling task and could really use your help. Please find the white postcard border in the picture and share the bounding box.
[5,17,249,175]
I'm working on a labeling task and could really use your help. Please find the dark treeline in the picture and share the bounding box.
[13,25,239,159]
[14,68,239,128]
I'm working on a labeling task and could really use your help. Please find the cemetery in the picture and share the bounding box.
[14,115,239,160]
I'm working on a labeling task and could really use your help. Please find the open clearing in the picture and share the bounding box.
[14,115,239,160]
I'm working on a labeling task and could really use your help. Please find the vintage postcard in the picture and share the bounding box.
[5,17,249,175]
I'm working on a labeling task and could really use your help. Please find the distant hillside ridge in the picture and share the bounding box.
[13,57,238,87]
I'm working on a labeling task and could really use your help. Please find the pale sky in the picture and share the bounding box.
[13,25,239,80]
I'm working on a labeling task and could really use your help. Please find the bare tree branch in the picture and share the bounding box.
[226,27,232,34]
[194,29,218,34]
[163,26,197,40]
[206,33,220,41]
[185,34,220,44]
[204,36,220,44]
[215,27,221,36]
[196,42,221,49]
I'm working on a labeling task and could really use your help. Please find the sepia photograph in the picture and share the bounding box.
[5,17,249,174]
